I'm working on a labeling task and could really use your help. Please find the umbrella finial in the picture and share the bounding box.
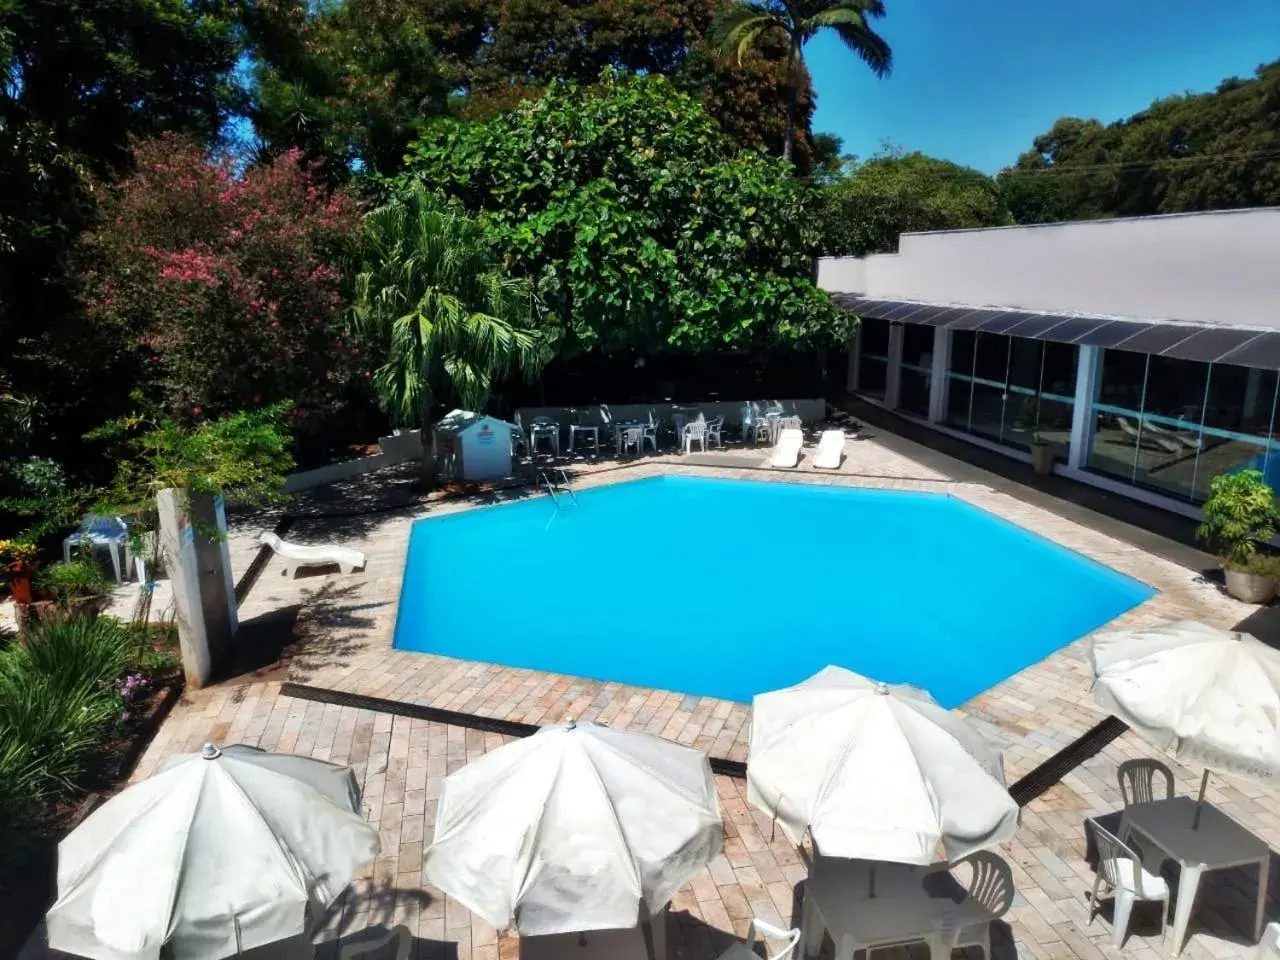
[563,716,577,731]
[875,682,890,695]
[201,743,222,760]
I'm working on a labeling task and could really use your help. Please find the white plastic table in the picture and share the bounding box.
[801,858,953,960]
[528,422,560,456]
[568,424,599,454]
[1118,796,1271,956]
[518,906,666,960]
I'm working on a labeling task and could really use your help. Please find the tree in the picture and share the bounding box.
[75,135,366,444]
[999,59,1280,224]
[351,183,550,482]
[712,0,891,163]
[245,0,453,178]
[404,71,847,356]
[818,149,1013,256]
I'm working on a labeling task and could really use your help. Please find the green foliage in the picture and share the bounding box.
[76,135,365,437]
[999,60,1280,223]
[405,71,848,355]
[1196,470,1280,566]
[37,559,112,602]
[248,0,452,178]
[712,0,890,162]
[89,404,295,513]
[818,149,1014,256]
[352,184,551,425]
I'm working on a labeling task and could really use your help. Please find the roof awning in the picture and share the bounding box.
[831,294,1277,369]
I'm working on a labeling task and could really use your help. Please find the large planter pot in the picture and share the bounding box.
[1030,442,1055,476]
[4,560,37,605]
[1224,566,1275,604]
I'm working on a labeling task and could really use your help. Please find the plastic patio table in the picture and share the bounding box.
[1118,795,1271,956]
[568,424,599,454]
[518,906,667,960]
[801,857,956,960]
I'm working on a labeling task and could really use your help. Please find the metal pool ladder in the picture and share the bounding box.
[537,469,579,507]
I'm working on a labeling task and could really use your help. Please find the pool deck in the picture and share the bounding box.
[28,421,1280,960]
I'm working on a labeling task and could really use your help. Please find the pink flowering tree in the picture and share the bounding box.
[78,135,365,438]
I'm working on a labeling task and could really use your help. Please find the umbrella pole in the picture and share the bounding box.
[1192,769,1210,830]
[868,862,877,899]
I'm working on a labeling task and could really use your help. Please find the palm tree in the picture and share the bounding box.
[713,0,892,164]
[352,182,551,485]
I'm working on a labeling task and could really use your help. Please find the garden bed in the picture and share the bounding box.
[0,619,183,960]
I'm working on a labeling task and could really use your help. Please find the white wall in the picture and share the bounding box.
[819,208,1280,328]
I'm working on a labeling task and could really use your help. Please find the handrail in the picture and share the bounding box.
[538,472,560,506]
[556,469,579,505]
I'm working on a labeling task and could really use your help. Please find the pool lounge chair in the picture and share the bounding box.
[772,428,803,469]
[812,430,845,470]
[260,532,367,578]
[1116,416,1180,454]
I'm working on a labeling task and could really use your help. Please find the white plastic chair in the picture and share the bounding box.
[642,412,659,451]
[1254,921,1280,960]
[1085,817,1170,949]
[1118,758,1175,806]
[706,415,725,448]
[619,426,644,457]
[63,515,130,583]
[339,924,411,960]
[944,850,1016,959]
[529,416,560,455]
[682,414,708,454]
[716,918,801,960]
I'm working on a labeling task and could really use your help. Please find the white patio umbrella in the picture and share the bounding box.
[422,718,723,936]
[747,666,1019,871]
[1090,620,1280,824]
[46,743,380,960]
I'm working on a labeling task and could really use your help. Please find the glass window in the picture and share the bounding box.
[1193,364,1279,501]
[1130,356,1208,501]
[968,333,1010,443]
[857,317,889,401]
[1089,348,1148,484]
[899,324,935,416]
[945,331,975,431]
[1036,341,1077,450]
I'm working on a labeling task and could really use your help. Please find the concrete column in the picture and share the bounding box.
[884,323,905,409]
[157,489,237,688]
[846,328,861,393]
[1068,345,1102,469]
[928,327,952,423]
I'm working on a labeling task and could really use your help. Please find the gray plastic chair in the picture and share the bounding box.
[1118,758,1175,806]
[947,850,1016,959]
[1085,818,1170,948]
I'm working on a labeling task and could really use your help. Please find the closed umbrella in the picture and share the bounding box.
[747,666,1019,868]
[422,718,722,936]
[47,743,379,960]
[1090,619,1280,824]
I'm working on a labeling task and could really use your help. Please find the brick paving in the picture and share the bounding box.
[25,426,1280,960]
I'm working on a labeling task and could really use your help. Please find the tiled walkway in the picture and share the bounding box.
[27,424,1280,960]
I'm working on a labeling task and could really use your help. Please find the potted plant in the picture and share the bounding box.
[36,558,113,617]
[1196,469,1280,603]
[1029,434,1055,476]
[0,539,38,605]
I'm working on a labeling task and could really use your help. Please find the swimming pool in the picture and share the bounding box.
[393,476,1154,707]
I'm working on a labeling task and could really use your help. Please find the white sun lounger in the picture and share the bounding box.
[771,427,803,469]
[813,430,845,470]
[260,532,366,578]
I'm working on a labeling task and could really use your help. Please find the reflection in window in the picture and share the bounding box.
[945,331,1076,458]
[1086,349,1280,503]
[899,324,935,416]
[857,317,890,401]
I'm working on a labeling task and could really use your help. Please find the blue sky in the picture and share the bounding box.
[805,0,1280,173]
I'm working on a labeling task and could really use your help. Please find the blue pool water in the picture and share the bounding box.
[393,476,1154,707]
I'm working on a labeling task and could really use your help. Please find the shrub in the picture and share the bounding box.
[78,135,367,438]
[37,559,113,602]
[1196,470,1280,566]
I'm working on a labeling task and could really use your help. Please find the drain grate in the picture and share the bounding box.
[279,683,1120,799]
[1008,715,1129,806]
[280,682,748,778]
